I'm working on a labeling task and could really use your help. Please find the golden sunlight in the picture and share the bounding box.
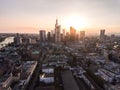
[62,15,87,30]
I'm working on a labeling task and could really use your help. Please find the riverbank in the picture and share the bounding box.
[0,37,14,49]
[0,37,5,42]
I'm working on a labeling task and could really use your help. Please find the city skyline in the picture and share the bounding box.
[1,1,120,89]
[0,0,120,35]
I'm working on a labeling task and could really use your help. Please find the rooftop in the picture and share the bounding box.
[61,70,79,90]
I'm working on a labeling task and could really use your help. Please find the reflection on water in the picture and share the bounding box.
[0,37,14,49]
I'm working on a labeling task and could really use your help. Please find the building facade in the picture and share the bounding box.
[14,33,22,45]
[70,26,76,42]
[100,29,105,40]
[39,30,46,42]
[80,31,85,41]
[62,29,65,41]
[55,19,61,43]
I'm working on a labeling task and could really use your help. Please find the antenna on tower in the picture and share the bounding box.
[55,17,58,27]
[56,18,58,25]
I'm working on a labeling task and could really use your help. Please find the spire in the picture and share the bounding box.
[55,19,58,26]
[56,19,58,24]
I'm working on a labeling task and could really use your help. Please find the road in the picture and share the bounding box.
[84,73,103,90]
[77,60,103,90]
[75,77,90,90]
[26,52,45,90]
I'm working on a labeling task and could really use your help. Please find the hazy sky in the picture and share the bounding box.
[0,0,120,34]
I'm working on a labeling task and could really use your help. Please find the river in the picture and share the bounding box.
[0,37,14,49]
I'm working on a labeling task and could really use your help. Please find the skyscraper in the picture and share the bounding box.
[39,30,46,42]
[103,49,109,64]
[47,32,51,42]
[14,33,22,45]
[66,32,70,41]
[62,29,65,41]
[100,29,105,40]
[80,31,85,41]
[70,26,76,42]
[55,19,61,43]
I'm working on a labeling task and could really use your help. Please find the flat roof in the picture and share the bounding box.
[61,70,79,90]
[35,86,55,90]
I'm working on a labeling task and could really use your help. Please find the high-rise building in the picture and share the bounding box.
[62,29,65,40]
[55,19,61,43]
[103,49,109,64]
[14,33,22,45]
[22,37,31,44]
[100,29,105,40]
[39,30,46,42]
[70,26,76,42]
[65,32,70,42]
[47,32,51,41]
[61,29,66,42]
[80,31,85,41]
[50,30,55,42]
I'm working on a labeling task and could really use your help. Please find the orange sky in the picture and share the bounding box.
[0,0,120,35]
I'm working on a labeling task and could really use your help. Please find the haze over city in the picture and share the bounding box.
[1,0,120,90]
[0,0,120,35]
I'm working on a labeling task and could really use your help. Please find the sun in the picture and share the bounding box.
[62,15,86,30]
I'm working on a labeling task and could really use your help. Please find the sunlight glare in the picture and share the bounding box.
[63,15,86,30]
